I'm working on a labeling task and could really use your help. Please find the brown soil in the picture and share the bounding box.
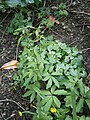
[0,0,90,120]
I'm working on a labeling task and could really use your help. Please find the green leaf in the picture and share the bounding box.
[42,96,51,106]
[26,0,34,4]
[71,89,77,120]
[86,90,90,98]
[53,90,68,95]
[81,70,87,78]
[86,117,90,120]
[52,77,59,88]
[43,74,50,81]
[44,97,52,112]
[49,66,54,73]
[51,72,60,76]
[79,116,85,120]
[23,78,31,86]
[30,92,35,103]
[23,90,32,97]
[39,62,44,73]
[46,78,52,89]
[53,96,61,108]
[33,85,41,93]
[41,90,51,95]
[76,98,84,113]
[34,46,40,60]
[70,68,78,77]
[65,96,72,107]
[51,85,56,93]
[85,99,90,110]
[78,79,85,96]
[65,116,72,120]
[63,10,68,16]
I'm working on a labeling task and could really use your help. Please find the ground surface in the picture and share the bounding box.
[0,1,90,120]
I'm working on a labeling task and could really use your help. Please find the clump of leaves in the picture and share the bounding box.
[13,37,90,119]
[54,3,68,17]
[7,12,32,33]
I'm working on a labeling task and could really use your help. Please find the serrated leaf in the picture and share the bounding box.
[46,78,52,89]
[85,99,90,110]
[76,98,84,113]
[78,79,85,96]
[52,77,59,88]
[44,97,52,112]
[53,90,68,95]
[53,96,61,108]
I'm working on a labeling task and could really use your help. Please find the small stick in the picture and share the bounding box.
[0,11,11,24]
[69,40,80,45]
[50,29,65,39]
[82,48,90,52]
[5,114,15,120]
[0,99,25,111]
[69,10,90,16]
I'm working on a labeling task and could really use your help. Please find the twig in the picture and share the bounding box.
[82,48,90,52]
[0,11,12,24]
[1,112,6,120]
[69,10,90,16]
[75,24,90,27]
[1,15,14,39]
[5,114,15,120]
[50,29,65,39]
[0,99,25,111]
[69,40,80,45]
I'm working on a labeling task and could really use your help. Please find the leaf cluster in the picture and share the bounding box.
[13,36,90,119]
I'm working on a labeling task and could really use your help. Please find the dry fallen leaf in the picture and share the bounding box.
[0,60,18,70]
[48,15,60,24]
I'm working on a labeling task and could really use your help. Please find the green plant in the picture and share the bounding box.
[7,12,32,33]
[54,3,68,17]
[13,36,89,119]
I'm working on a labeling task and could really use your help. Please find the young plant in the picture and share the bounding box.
[54,3,68,17]
[13,36,88,119]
